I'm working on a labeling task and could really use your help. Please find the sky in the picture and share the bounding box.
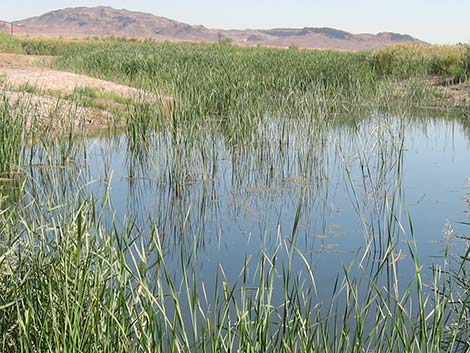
[0,0,469,44]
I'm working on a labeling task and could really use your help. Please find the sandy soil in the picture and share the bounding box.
[0,53,168,133]
[429,75,470,107]
[6,90,114,133]
[438,82,470,106]
[0,53,154,99]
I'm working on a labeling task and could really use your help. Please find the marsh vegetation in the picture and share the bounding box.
[0,34,469,352]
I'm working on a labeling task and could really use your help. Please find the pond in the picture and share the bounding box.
[22,113,470,310]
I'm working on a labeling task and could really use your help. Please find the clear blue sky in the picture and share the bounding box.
[1,0,469,44]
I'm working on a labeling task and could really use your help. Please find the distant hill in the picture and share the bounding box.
[1,6,424,50]
[0,20,12,33]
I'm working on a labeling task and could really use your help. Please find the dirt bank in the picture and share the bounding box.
[0,53,170,133]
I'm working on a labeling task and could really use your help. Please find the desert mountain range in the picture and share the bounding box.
[1,6,423,50]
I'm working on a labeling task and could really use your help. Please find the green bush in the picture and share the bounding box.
[369,43,468,80]
[0,32,22,53]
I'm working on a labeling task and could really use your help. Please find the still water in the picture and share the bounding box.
[25,114,470,302]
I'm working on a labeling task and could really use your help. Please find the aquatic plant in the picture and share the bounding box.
[0,34,469,353]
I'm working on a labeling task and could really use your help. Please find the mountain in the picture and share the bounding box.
[0,20,12,33]
[9,7,215,41]
[2,6,423,50]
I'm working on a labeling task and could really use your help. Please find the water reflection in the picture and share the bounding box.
[20,113,470,299]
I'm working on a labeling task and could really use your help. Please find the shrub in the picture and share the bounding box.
[369,43,468,80]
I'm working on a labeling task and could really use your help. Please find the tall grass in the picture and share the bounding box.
[0,33,23,54]
[0,109,468,352]
[0,33,143,56]
[0,34,469,353]
[0,174,469,352]
[0,93,24,177]
[53,41,379,122]
[369,43,470,81]
[1,34,465,131]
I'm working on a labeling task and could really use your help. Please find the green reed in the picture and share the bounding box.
[0,187,468,352]
[0,34,469,353]
[0,93,24,177]
[51,41,378,124]
[369,43,470,82]
[0,111,468,352]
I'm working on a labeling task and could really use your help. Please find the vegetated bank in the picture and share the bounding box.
[1,33,469,130]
